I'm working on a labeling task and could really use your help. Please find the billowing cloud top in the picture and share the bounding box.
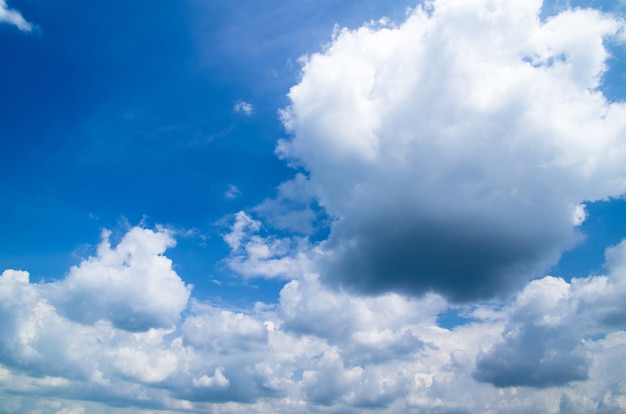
[278,0,626,301]
[49,227,191,331]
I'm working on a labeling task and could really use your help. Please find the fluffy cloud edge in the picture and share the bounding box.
[0,0,33,32]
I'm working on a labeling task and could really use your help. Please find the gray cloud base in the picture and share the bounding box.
[473,323,590,387]
[319,211,575,302]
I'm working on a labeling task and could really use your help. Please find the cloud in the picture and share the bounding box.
[0,0,32,31]
[474,239,626,388]
[279,273,443,348]
[253,173,320,234]
[234,100,254,115]
[181,301,268,353]
[48,227,192,331]
[278,0,626,301]
[192,368,230,388]
[225,184,241,199]
[1,227,626,412]
[222,211,311,279]
[473,277,591,387]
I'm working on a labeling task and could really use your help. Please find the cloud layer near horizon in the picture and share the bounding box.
[278,0,626,301]
[1,225,626,412]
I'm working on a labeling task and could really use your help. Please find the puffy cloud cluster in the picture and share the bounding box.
[0,0,32,31]
[1,225,626,412]
[278,0,626,301]
[475,276,591,387]
[49,227,191,331]
[223,211,311,279]
[475,239,626,388]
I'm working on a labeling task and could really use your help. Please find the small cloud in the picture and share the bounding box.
[192,368,230,388]
[0,0,33,32]
[222,211,308,279]
[253,173,319,234]
[234,100,254,116]
[225,184,241,199]
[572,203,588,226]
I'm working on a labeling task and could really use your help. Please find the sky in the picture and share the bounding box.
[1,0,626,412]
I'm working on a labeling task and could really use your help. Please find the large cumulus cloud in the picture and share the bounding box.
[278,0,626,301]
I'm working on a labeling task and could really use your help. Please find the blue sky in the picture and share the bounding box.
[2,0,626,412]
[1,0,417,300]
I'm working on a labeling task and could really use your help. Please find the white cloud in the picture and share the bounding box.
[474,239,626,388]
[0,0,32,31]
[253,173,319,234]
[48,227,192,331]
[474,277,591,387]
[222,211,311,279]
[193,368,230,388]
[279,273,445,345]
[225,184,241,199]
[234,100,254,115]
[1,227,626,412]
[572,203,588,226]
[182,301,268,352]
[278,0,626,301]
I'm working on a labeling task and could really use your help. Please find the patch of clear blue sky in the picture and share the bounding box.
[0,0,416,300]
[1,0,625,307]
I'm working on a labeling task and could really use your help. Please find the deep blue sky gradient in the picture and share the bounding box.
[1,0,417,301]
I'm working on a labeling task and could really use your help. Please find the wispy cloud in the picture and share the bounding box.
[253,173,319,234]
[225,184,241,199]
[222,211,308,279]
[0,0,33,32]
[234,100,254,115]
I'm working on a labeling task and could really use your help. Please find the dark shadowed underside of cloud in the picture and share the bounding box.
[473,322,590,387]
[321,213,572,301]
[471,244,626,388]
[278,0,626,301]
